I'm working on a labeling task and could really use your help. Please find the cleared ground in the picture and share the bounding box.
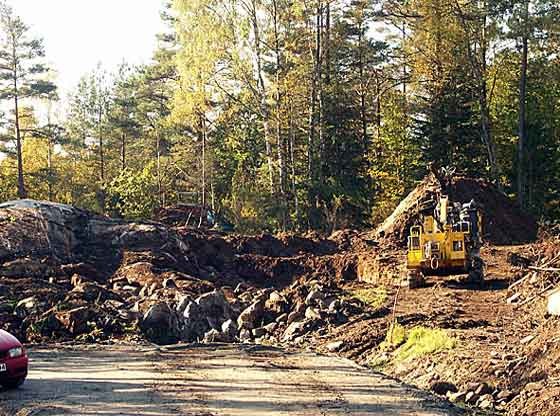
[0,344,462,416]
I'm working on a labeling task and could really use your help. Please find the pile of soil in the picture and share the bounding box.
[0,200,362,345]
[376,174,537,246]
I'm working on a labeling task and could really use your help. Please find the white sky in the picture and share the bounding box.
[10,0,168,97]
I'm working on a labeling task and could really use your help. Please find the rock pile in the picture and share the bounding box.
[0,200,364,345]
[138,281,361,345]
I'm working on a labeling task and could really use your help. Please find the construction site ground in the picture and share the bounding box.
[0,196,557,416]
[0,344,459,416]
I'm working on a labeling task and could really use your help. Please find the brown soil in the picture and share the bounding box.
[376,174,537,246]
[0,199,557,416]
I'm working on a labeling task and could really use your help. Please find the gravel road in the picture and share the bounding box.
[0,344,463,416]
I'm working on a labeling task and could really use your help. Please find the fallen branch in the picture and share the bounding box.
[528,266,560,273]
[515,283,556,308]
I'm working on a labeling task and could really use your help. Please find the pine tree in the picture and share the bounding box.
[0,2,56,198]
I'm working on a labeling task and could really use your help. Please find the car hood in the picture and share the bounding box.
[0,330,22,350]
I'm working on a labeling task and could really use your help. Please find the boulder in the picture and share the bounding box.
[447,391,467,403]
[265,291,288,314]
[282,319,317,342]
[239,328,252,342]
[182,301,210,342]
[477,394,494,409]
[252,327,267,338]
[15,296,42,318]
[326,341,344,352]
[140,302,180,345]
[57,306,96,335]
[430,381,457,396]
[547,288,560,316]
[287,301,306,325]
[203,329,228,343]
[196,290,232,320]
[222,319,238,341]
[237,300,265,330]
[305,307,322,321]
[305,288,326,305]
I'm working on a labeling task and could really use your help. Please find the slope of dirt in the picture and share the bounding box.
[313,242,560,416]
[376,174,537,246]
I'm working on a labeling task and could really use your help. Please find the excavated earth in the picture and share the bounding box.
[0,198,557,416]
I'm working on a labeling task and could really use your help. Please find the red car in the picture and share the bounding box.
[0,330,28,389]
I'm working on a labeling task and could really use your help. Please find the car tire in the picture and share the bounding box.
[3,377,25,389]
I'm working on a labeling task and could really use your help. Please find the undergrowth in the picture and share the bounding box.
[349,287,387,309]
[369,325,455,369]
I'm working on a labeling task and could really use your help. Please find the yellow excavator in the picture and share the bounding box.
[405,189,484,288]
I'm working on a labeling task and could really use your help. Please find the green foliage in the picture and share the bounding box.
[369,325,455,369]
[106,166,158,220]
[0,0,559,229]
[349,287,387,310]
[381,323,407,350]
[395,327,456,362]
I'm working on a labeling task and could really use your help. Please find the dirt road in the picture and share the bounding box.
[0,344,462,416]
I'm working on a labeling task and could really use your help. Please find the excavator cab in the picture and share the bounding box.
[405,194,484,288]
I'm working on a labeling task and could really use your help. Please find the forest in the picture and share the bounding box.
[0,0,558,232]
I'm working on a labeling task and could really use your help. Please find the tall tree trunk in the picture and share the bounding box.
[47,138,53,201]
[13,85,26,199]
[250,0,274,193]
[273,0,287,229]
[358,18,367,153]
[200,115,206,208]
[98,111,105,212]
[317,1,324,181]
[121,133,126,171]
[289,97,299,227]
[517,0,529,208]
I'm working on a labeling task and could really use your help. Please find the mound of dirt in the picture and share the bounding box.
[376,174,537,246]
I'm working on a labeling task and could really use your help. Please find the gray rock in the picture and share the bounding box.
[326,341,343,352]
[447,391,467,403]
[196,290,232,320]
[496,389,514,401]
[305,307,321,320]
[477,394,494,409]
[305,288,325,305]
[287,301,306,325]
[237,300,265,330]
[222,319,238,340]
[140,302,180,345]
[203,329,228,343]
[15,296,40,318]
[252,327,267,338]
[265,291,287,314]
[282,319,317,342]
[239,328,252,342]
[548,289,560,315]
[263,322,278,334]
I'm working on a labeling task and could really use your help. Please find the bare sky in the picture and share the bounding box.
[10,0,167,96]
